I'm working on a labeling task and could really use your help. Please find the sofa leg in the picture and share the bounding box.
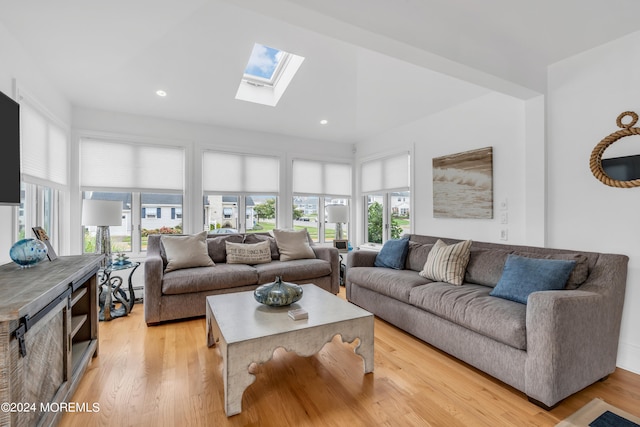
[527,397,558,411]
[146,321,161,327]
[599,374,609,382]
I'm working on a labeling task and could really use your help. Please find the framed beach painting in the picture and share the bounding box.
[432,147,493,219]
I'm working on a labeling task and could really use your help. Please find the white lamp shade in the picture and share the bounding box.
[326,204,349,224]
[82,199,122,226]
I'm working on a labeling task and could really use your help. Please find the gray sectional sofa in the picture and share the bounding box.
[346,234,628,408]
[145,232,340,325]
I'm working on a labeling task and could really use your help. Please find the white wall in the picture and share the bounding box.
[356,92,529,245]
[0,21,71,264]
[548,30,640,374]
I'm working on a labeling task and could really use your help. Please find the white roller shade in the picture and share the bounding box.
[361,152,409,193]
[203,151,279,193]
[80,138,184,190]
[20,102,68,186]
[292,159,351,197]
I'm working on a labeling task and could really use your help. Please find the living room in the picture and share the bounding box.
[1,1,640,426]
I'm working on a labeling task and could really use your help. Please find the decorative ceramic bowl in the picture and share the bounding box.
[254,276,303,307]
[9,238,48,268]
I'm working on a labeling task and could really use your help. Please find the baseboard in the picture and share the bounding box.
[616,340,640,375]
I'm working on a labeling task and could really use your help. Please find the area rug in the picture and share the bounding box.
[556,398,640,426]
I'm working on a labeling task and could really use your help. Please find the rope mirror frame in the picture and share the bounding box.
[590,111,640,188]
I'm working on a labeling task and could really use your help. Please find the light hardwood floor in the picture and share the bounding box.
[61,288,640,426]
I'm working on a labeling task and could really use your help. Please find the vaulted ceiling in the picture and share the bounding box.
[2,0,640,144]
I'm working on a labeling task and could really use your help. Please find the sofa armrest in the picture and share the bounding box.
[347,250,378,268]
[525,288,621,406]
[144,254,164,325]
[312,246,340,294]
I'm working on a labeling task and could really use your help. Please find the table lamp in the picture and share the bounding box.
[325,204,349,241]
[82,199,122,268]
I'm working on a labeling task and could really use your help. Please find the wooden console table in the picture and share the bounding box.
[0,255,102,427]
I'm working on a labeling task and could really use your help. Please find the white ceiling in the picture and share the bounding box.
[2,0,640,144]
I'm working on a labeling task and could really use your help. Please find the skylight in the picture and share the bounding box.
[244,44,286,84]
[236,43,304,107]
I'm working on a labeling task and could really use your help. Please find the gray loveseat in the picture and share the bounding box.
[346,234,628,408]
[145,232,340,325]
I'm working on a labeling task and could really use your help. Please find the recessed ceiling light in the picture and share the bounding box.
[320,119,328,125]
[156,90,167,97]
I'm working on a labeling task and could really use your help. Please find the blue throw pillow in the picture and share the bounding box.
[490,254,576,304]
[374,237,410,270]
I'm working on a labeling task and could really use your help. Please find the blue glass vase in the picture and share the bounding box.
[254,276,303,307]
[9,238,48,268]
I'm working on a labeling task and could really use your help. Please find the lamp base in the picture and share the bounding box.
[95,225,112,268]
[336,223,344,241]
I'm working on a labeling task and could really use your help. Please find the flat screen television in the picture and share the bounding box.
[0,89,20,206]
[602,154,640,181]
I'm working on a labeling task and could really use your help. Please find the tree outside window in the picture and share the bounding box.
[367,201,403,243]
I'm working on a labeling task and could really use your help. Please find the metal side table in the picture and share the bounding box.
[98,261,140,321]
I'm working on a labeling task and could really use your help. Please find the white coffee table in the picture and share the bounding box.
[206,284,374,416]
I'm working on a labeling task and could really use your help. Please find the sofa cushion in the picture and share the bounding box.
[207,234,244,263]
[348,267,432,303]
[374,237,410,269]
[161,231,215,272]
[405,241,434,272]
[161,264,258,295]
[255,259,332,284]
[272,229,316,261]
[225,241,272,264]
[419,239,472,285]
[243,233,280,260]
[464,248,511,287]
[409,282,527,350]
[490,254,576,304]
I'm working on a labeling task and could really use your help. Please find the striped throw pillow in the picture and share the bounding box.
[419,239,472,285]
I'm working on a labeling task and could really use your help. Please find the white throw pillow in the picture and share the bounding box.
[419,239,472,285]
[271,229,316,261]
[225,240,272,264]
[161,231,214,272]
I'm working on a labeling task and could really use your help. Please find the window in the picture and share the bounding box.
[293,196,319,241]
[292,159,352,244]
[361,153,411,244]
[82,192,131,253]
[235,43,305,107]
[141,193,183,250]
[80,137,185,255]
[17,88,69,254]
[203,151,279,233]
[243,44,288,85]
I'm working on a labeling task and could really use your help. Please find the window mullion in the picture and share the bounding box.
[132,192,141,254]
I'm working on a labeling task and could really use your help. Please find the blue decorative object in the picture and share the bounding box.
[9,238,48,268]
[374,237,410,270]
[490,254,576,304]
[254,276,303,307]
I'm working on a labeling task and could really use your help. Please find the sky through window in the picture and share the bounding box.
[244,43,284,80]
